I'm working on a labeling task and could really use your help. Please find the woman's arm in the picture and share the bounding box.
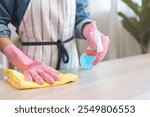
[0,0,61,85]
[0,0,15,51]
[75,0,92,39]
[0,0,15,39]
[75,0,110,66]
[0,37,12,52]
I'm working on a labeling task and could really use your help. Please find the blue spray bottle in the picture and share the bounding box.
[80,51,96,69]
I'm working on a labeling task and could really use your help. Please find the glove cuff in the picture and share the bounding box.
[3,43,33,71]
[82,21,97,39]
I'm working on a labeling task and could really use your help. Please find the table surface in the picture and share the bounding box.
[1,54,150,100]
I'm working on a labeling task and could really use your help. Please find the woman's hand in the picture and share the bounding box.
[3,43,61,85]
[23,61,61,85]
[83,21,110,65]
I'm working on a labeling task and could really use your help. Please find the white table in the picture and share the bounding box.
[0,54,150,100]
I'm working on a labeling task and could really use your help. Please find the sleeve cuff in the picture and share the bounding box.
[75,19,92,39]
[0,24,11,38]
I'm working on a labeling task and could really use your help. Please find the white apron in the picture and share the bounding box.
[19,0,79,70]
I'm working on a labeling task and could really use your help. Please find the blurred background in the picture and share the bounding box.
[1,0,149,79]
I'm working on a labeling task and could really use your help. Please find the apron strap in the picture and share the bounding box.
[21,37,74,70]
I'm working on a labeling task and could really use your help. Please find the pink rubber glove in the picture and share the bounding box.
[3,44,61,85]
[83,21,110,65]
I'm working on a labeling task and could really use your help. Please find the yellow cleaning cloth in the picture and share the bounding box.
[3,69,78,90]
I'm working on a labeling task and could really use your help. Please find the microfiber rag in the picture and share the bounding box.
[3,69,78,90]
